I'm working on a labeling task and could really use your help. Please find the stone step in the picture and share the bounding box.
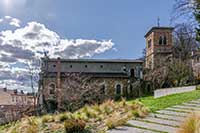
[109,99,200,133]
[108,126,158,133]
[185,103,200,107]
[150,113,184,122]
[156,110,189,117]
[136,116,181,127]
[188,100,200,104]
[165,107,195,113]
[182,103,200,107]
[128,119,178,133]
[173,105,200,111]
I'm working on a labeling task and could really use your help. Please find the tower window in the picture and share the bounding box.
[163,36,167,45]
[159,36,162,45]
[116,84,121,95]
[148,39,152,48]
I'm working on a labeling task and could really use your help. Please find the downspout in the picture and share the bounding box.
[56,57,61,111]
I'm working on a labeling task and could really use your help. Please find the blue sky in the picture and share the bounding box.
[0,0,177,91]
[0,0,175,59]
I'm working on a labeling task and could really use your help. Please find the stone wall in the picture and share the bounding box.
[0,105,34,125]
[154,86,196,98]
[40,73,143,112]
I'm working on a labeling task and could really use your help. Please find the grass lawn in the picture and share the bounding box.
[128,90,200,112]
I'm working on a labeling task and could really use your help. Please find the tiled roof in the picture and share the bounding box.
[41,58,143,63]
[145,27,174,38]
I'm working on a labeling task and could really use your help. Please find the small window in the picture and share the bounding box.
[148,39,152,48]
[49,83,55,94]
[53,64,56,68]
[100,65,103,68]
[12,96,14,102]
[159,36,162,45]
[130,69,135,78]
[85,65,87,68]
[116,84,121,95]
[100,84,106,94]
[70,65,72,68]
[163,36,167,45]
[129,84,133,93]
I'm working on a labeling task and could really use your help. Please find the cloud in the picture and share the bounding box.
[0,16,21,27]
[0,18,114,91]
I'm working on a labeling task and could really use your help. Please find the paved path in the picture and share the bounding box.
[109,99,200,133]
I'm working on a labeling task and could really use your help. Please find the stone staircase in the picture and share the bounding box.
[109,99,200,133]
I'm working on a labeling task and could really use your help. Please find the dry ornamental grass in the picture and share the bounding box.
[1,99,149,133]
[178,112,200,133]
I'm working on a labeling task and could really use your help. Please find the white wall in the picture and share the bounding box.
[154,86,196,98]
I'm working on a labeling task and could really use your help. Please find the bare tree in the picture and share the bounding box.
[172,0,197,25]
[27,59,40,112]
[44,73,108,112]
[173,23,199,60]
[167,58,193,86]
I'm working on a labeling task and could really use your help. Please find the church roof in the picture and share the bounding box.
[42,58,143,63]
[145,27,174,38]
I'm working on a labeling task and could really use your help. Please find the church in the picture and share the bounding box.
[37,26,174,112]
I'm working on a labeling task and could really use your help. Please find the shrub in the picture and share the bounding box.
[178,112,200,133]
[57,113,70,122]
[64,119,86,133]
[42,115,55,123]
[196,85,200,90]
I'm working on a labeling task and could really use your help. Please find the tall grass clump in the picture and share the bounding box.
[64,119,86,133]
[9,117,39,133]
[41,115,55,123]
[178,112,200,133]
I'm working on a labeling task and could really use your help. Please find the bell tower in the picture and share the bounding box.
[145,27,174,69]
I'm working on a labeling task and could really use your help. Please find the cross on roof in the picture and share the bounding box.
[157,17,160,27]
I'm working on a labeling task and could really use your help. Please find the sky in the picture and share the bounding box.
[0,0,177,91]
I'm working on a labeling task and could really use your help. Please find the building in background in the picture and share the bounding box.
[0,88,35,124]
[192,50,200,80]
[0,88,35,106]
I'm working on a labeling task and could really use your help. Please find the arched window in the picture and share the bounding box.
[116,84,121,95]
[159,36,162,45]
[100,84,106,94]
[163,36,167,45]
[49,83,55,94]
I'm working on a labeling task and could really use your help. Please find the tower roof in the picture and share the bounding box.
[145,27,174,38]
